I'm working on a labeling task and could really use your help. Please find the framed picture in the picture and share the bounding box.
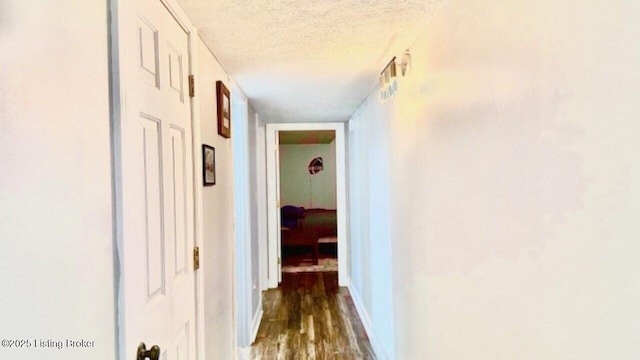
[202,144,216,186]
[216,81,231,138]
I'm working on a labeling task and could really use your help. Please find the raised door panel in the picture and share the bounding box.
[174,323,190,360]
[169,127,188,276]
[167,43,184,103]
[137,14,160,88]
[139,114,166,299]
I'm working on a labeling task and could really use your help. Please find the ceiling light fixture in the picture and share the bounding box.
[379,57,398,103]
[379,50,412,103]
[400,49,412,77]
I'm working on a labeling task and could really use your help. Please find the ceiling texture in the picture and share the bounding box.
[177,0,445,123]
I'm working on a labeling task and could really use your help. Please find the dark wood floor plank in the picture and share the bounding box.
[250,272,376,359]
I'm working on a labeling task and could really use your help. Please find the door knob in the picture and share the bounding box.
[137,342,160,360]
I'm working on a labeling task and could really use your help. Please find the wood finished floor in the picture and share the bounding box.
[250,272,375,360]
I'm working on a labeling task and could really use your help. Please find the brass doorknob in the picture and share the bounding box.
[137,342,160,360]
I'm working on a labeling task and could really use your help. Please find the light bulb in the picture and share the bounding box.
[400,49,412,76]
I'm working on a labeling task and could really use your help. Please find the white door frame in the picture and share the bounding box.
[110,0,205,358]
[231,94,255,349]
[265,122,349,287]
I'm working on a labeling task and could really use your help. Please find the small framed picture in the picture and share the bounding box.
[216,81,231,138]
[202,144,216,186]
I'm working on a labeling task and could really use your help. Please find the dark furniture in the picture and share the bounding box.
[281,229,319,265]
[301,209,337,238]
[281,205,305,229]
[280,206,337,264]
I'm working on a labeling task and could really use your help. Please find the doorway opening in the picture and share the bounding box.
[279,130,338,274]
[265,123,348,288]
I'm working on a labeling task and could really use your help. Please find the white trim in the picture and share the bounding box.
[265,128,279,288]
[187,29,207,360]
[348,284,390,360]
[159,0,194,33]
[265,122,349,287]
[232,95,258,349]
[250,305,264,343]
[256,116,269,291]
[237,347,251,360]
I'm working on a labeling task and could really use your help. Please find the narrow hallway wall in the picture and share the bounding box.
[196,37,236,359]
[0,1,116,358]
[197,39,261,351]
[351,0,640,358]
[347,92,396,358]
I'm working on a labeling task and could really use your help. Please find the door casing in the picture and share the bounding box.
[265,122,349,288]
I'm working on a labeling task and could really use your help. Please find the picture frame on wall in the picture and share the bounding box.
[216,81,231,138]
[202,144,216,186]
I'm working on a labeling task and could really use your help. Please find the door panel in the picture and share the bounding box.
[140,115,166,298]
[170,128,188,276]
[137,14,160,88]
[116,0,196,359]
[167,44,184,101]
[175,324,190,359]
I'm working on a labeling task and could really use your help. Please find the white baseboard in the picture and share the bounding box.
[348,284,390,360]
[250,306,264,344]
[237,346,250,360]
[237,296,264,360]
[237,307,263,360]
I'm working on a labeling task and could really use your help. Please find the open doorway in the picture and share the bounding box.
[265,122,348,288]
[279,130,338,273]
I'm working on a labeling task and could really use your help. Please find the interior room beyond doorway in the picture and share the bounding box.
[279,130,338,274]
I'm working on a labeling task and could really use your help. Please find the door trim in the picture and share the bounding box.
[109,0,204,359]
[231,95,256,348]
[265,122,349,288]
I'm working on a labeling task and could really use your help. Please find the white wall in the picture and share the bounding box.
[351,0,640,359]
[254,119,269,291]
[232,94,250,348]
[347,95,396,358]
[195,38,236,359]
[196,33,264,357]
[249,110,268,302]
[279,142,337,209]
[0,1,116,359]
[245,104,262,337]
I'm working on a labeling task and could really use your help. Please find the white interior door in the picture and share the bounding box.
[115,0,196,359]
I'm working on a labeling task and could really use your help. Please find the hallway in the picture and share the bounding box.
[250,272,375,359]
[3,1,640,359]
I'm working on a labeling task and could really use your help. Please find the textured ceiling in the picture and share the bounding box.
[177,0,444,123]
[279,130,336,145]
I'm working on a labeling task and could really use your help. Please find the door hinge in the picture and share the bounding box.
[278,257,281,265]
[193,247,200,270]
[188,75,195,98]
